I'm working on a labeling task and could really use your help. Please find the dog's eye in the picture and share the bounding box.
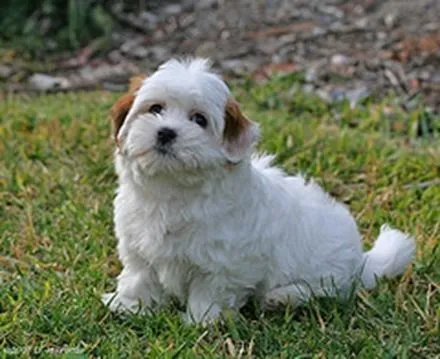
[190,113,208,128]
[149,104,163,115]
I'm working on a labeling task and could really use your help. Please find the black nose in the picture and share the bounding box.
[157,127,177,145]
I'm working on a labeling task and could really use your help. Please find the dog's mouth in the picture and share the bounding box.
[154,145,172,155]
[128,148,152,158]
[129,145,178,162]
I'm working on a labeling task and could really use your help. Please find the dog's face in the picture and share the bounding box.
[111,59,259,181]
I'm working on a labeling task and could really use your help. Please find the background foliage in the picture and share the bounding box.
[0,0,135,53]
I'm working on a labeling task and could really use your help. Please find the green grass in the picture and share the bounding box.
[1,75,439,358]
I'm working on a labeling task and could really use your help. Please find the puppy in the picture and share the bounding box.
[102,58,415,323]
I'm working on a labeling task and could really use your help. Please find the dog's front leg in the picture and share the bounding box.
[184,275,240,325]
[185,275,223,324]
[102,261,165,314]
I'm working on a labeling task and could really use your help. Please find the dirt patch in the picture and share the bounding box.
[2,0,440,112]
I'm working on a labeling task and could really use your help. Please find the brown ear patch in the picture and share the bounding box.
[223,98,251,143]
[111,92,135,142]
[110,74,146,142]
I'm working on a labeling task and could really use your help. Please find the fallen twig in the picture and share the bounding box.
[403,179,440,190]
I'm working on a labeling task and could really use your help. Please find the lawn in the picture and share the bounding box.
[1,75,439,358]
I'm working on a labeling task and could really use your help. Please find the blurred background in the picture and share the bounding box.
[1,0,439,112]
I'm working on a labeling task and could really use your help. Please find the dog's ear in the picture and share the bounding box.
[111,93,135,143]
[223,99,259,163]
[110,74,146,143]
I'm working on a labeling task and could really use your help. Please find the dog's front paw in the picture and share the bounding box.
[101,292,147,314]
[264,288,301,310]
[183,303,224,326]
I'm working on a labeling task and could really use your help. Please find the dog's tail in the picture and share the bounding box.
[360,225,415,289]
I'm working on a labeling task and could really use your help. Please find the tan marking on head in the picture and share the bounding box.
[110,74,146,144]
[128,74,146,93]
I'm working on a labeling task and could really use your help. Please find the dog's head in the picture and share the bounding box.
[111,58,259,181]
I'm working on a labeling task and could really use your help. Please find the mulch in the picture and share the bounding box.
[1,0,440,113]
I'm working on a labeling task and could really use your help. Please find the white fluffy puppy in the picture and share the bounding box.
[102,58,415,323]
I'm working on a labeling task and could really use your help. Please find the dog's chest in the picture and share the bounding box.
[115,184,268,299]
[116,189,214,264]
[116,196,189,255]
[116,194,217,297]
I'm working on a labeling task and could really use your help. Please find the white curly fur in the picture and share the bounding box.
[102,58,416,324]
